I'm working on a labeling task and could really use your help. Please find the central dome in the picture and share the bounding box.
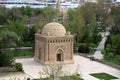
[41,22,66,37]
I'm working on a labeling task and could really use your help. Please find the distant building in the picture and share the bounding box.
[34,22,74,64]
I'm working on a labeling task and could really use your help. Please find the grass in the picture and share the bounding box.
[33,75,83,80]
[60,75,83,80]
[3,50,34,57]
[104,55,120,66]
[90,73,118,80]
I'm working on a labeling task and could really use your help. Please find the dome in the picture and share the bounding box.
[41,22,66,37]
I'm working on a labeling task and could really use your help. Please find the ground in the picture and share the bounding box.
[0,55,120,80]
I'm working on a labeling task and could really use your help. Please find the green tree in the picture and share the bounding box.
[20,6,34,17]
[0,7,8,24]
[5,20,26,37]
[41,7,58,22]
[111,6,120,34]
[0,29,18,48]
[7,7,22,21]
[65,8,85,42]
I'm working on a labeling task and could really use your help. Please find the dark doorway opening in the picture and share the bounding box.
[57,54,61,61]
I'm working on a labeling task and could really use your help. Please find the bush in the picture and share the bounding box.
[78,44,90,53]
[76,74,80,76]
[27,78,31,80]
[15,63,23,71]
[108,52,114,58]
[89,43,97,48]
[0,53,14,67]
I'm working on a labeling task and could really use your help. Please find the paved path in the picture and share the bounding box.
[1,55,120,80]
[11,55,120,80]
[93,26,112,59]
[0,72,26,80]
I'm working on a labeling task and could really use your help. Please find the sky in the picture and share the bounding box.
[116,0,120,2]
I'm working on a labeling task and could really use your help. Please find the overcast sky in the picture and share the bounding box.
[116,0,120,2]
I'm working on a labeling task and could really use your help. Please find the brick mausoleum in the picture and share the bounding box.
[34,21,74,64]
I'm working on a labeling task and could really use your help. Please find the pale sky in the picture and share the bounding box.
[116,0,120,2]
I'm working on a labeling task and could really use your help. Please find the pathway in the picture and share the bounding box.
[93,25,112,59]
[0,55,120,80]
[17,55,120,80]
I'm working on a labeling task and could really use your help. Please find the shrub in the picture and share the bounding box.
[108,52,114,58]
[76,74,80,76]
[27,78,30,80]
[89,43,97,48]
[78,44,90,53]
[0,53,14,67]
[101,50,106,55]
[15,63,23,71]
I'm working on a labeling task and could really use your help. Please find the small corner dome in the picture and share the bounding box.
[41,22,66,37]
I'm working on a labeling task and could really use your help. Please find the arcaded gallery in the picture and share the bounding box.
[34,22,74,64]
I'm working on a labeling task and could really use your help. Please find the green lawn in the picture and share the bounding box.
[90,73,118,80]
[60,75,83,80]
[3,50,34,57]
[33,75,83,80]
[104,55,120,66]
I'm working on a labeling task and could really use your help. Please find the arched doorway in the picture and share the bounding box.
[56,49,63,61]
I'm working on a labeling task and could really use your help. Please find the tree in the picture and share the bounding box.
[0,7,8,24]
[111,6,120,34]
[7,7,22,21]
[41,63,63,80]
[5,20,26,37]
[65,8,85,42]
[41,7,58,22]
[20,6,34,17]
[0,29,19,49]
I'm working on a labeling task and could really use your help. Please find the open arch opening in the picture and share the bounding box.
[56,49,63,61]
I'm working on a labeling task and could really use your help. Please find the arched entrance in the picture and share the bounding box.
[56,49,63,61]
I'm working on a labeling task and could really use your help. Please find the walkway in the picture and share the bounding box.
[0,55,120,80]
[3,55,120,80]
[17,55,120,80]
[93,25,112,59]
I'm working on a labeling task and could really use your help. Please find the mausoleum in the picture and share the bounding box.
[34,21,74,64]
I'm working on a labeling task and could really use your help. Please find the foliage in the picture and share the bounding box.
[15,63,23,71]
[7,7,22,21]
[0,7,8,24]
[0,53,14,67]
[0,6,58,49]
[65,8,85,42]
[78,43,90,53]
[41,63,63,80]
[34,75,83,80]
[90,73,118,80]
[108,34,120,54]
[0,29,18,48]
[3,50,34,57]
[101,50,106,55]
[60,75,83,80]
[103,34,120,66]
[111,6,120,34]
[104,54,120,66]
[5,20,26,37]
[63,2,106,45]
[27,78,31,80]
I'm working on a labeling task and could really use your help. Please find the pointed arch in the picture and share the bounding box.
[56,48,64,61]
